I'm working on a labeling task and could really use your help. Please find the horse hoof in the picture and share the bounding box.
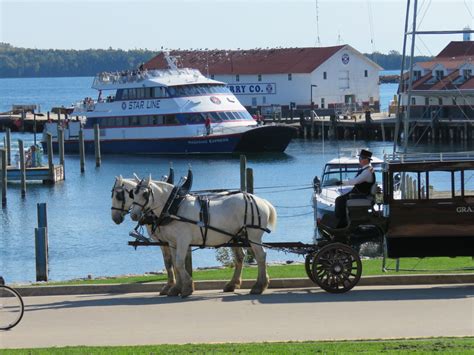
[160,284,174,296]
[223,283,240,292]
[167,286,181,297]
[249,288,263,295]
[181,288,193,298]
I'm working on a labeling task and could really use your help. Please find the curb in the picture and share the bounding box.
[14,274,474,297]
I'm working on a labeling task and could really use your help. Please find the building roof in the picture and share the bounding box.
[407,41,474,94]
[144,46,351,74]
[436,41,474,59]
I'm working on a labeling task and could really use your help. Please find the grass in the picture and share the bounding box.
[33,256,473,286]
[2,337,473,354]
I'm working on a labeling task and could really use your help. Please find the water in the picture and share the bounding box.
[0,76,470,284]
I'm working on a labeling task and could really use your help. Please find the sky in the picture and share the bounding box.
[1,0,473,55]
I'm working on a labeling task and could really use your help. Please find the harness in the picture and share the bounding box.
[140,187,271,248]
[111,184,131,214]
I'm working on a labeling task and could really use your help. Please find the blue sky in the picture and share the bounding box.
[1,0,473,55]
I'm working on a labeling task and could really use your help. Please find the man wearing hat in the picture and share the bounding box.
[334,149,376,228]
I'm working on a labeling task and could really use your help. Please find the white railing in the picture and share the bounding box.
[385,151,474,163]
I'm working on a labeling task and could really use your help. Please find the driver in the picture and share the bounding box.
[334,149,375,228]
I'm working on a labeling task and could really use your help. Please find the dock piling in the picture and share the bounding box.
[79,127,85,173]
[58,127,65,175]
[240,155,247,192]
[5,128,11,166]
[46,133,54,182]
[19,140,26,197]
[246,167,254,194]
[1,149,6,207]
[34,226,49,282]
[94,124,101,167]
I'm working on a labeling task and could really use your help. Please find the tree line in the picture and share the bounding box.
[0,43,432,78]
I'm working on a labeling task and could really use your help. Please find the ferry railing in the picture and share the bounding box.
[92,68,204,87]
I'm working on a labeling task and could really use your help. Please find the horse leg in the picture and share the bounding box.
[166,246,182,297]
[159,245,176,296]
[223,247,244,292]
[175,242,194,298]
[249,241,269,295]
[185,247,195,292]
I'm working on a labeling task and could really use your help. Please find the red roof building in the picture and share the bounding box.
[144,45,382,115]
[401,41,474,120]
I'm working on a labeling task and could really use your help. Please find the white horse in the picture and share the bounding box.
[129,176,277,297]
[111,175,247,296]
[111,175,177,295]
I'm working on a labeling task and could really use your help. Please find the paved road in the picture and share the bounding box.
[1,284,473,348]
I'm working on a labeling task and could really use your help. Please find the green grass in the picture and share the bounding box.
[2,337,473,354]
[33,257,473,286]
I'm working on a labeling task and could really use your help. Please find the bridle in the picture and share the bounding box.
[111,184,133,216]
[131,184,154,212]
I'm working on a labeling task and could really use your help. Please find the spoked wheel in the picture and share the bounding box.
[311,243,362,293]
[0,285,25,330]
[305,252,317,283]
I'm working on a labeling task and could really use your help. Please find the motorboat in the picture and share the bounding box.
[42,54,295,154]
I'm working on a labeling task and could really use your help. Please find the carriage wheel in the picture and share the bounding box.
[311,243,362,294]
[305,253,317,283]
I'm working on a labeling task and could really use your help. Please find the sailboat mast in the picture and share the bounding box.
[403,0,418,153]
[393,0,411,154]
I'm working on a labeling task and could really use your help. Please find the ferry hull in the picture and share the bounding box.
[43,125,295,154]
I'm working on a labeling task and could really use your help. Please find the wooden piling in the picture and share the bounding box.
[46,133,54,182]
[35,227,48,282]
[246,168,254,194]
[5,128,11,166]
[19,139,26,197]
[1,149,6,207]
[58,127,65,171]
[240,155,246,192]
[94,124,101,167]
[37,202,48,228]
[79,127,85,173]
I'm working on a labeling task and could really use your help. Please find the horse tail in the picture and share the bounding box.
[262,199,277,231]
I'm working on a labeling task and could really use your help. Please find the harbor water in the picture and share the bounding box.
[0,75,471,284]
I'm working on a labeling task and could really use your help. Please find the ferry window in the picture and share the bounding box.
[153,87,162,98]
[288,73,292,81]
[151,115,164,125]
[186,113,204,124]
[211,74,215,79]
[115,117,124,126]
[236,74,240,82]
[411,97,416,105]
[465,170,474,196]
[425,97,429,106]
[122,89,129,100]
[438,97,443,105]
[136,88,145,99]
[145,88,153,99]
[230,112,240,120]
[398,172,427,200]
[139,116,150,126]
[128,89,136,100]
[463,69,471,79]
[258,74,262,82]
[210,112,222,122]
[323,72,327,80]
[364,70,368,77]
[222,112,233,120]
[130,116,139,126]
[428,171,452,199]
[165,115,178,125]
[167,87,176,97]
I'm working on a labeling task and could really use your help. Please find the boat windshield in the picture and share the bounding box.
[321,163,382,187]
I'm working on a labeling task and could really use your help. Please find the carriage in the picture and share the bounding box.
[120,151,474,295]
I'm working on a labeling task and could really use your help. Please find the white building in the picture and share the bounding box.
[144,45,382,115]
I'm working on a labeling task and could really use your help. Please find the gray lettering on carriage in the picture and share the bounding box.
[456,206,474,213]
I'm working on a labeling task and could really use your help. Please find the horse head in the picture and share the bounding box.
[111,175,139,224]
[130,175,173,222]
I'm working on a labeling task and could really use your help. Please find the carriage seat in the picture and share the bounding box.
[346,184,378,208]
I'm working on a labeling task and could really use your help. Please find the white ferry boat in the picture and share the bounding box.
[42,56,295,154]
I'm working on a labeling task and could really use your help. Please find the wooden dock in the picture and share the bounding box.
[1,164,64,184]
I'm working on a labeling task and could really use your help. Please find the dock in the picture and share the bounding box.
[1,164,64,184]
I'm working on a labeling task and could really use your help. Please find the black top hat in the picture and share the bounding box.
[358,149,373,160]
